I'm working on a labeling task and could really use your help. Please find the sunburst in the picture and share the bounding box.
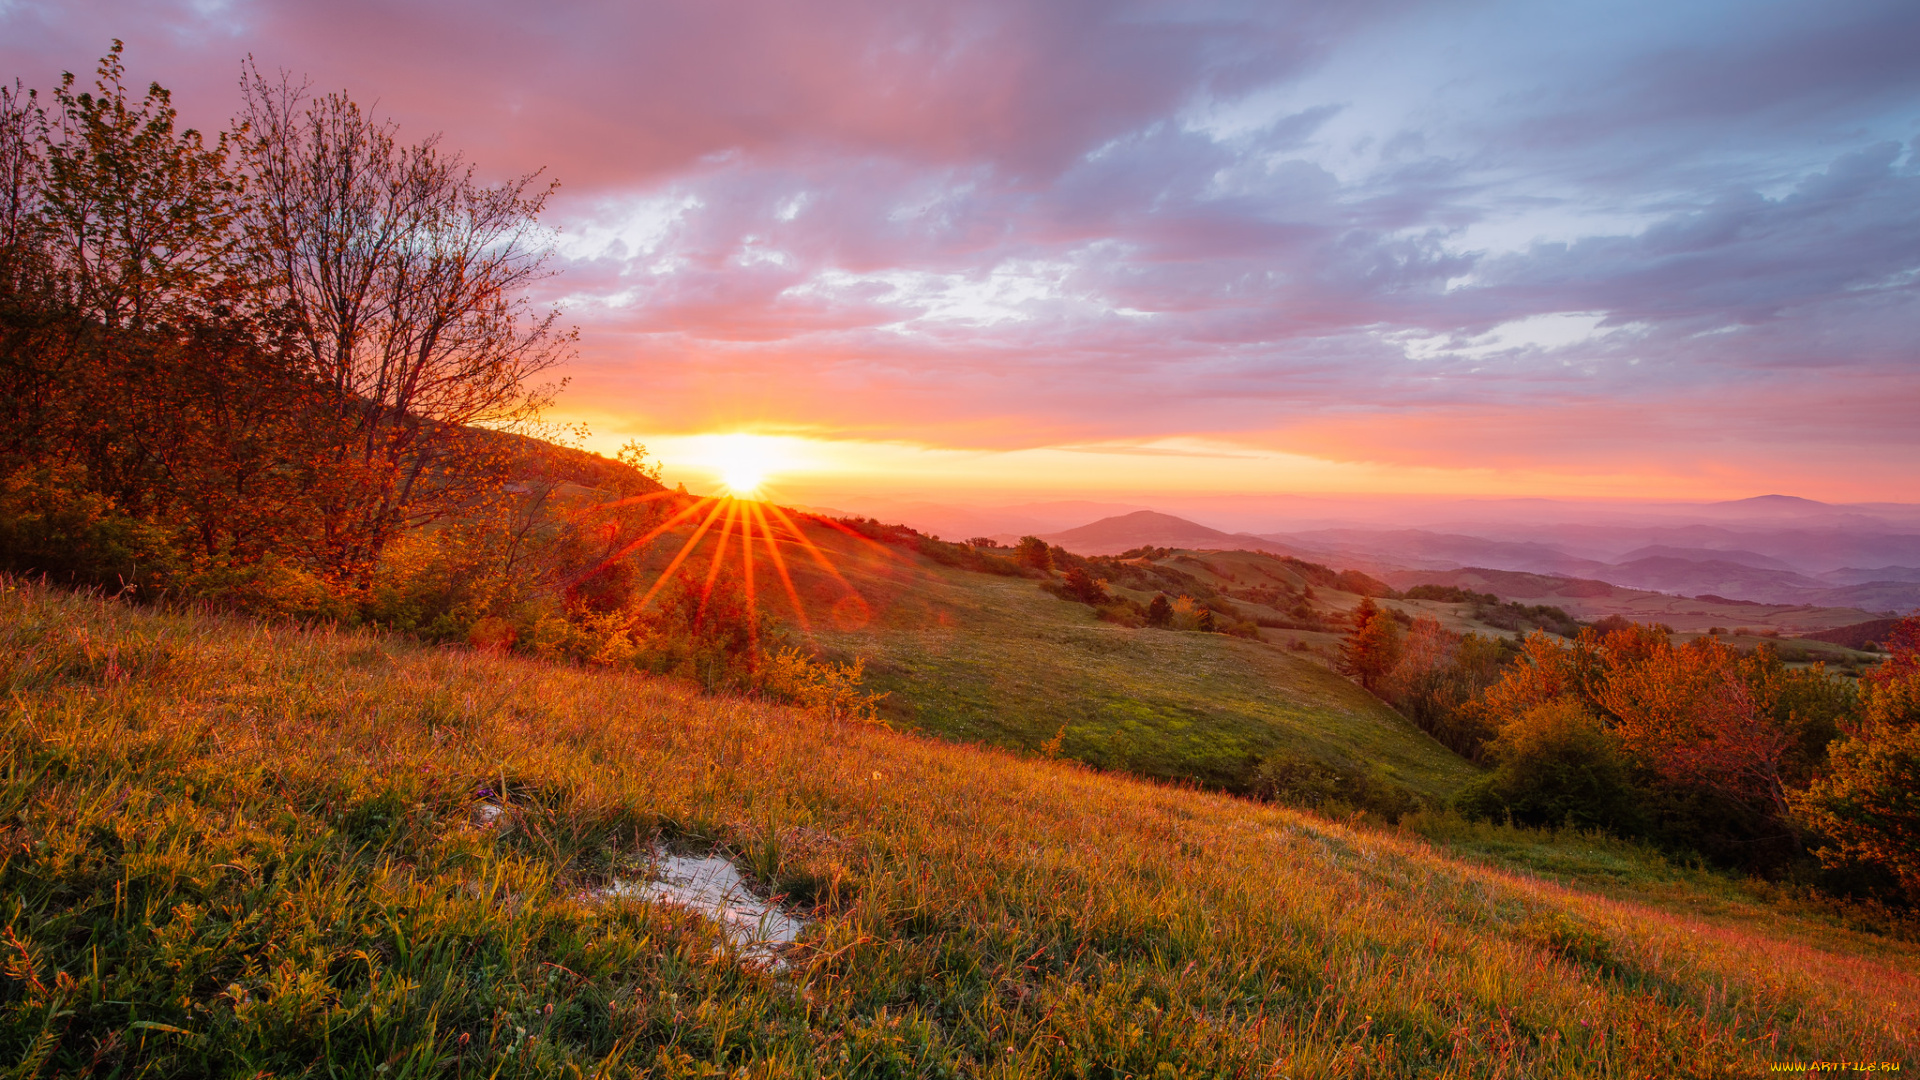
[571,479,894,643]
[699,433,788,498]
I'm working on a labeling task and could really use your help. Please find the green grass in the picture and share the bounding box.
[675,526,1477,801]
[816,571,1471,801]
[2,583,1916,1076]
[1398,813,1920,962]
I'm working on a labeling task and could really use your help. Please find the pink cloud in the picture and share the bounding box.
[4,0,1917,499]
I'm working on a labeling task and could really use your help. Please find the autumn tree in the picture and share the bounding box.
[0,78,56,455]
[1381,616,1507,758]
[1793,615,1920,897]
[1339,597,1401,692]
[40,42,241,331]
[235,67,571,584]
[1462,620,1855,866]
[1593,637,1799,825]
[1014,535,1053,573]
[1146,593,1173,627]
[1,46,332,589]
[0,81,47,296]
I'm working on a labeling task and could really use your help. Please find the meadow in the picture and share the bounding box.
[809,562,1472,801]
[610,515,1473,801]
[3,581,1915,1076]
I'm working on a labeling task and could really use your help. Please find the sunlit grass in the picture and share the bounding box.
[2,582,1915,1075]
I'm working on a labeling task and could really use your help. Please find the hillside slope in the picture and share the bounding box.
[2,586,1913,1076]
[621,514,1472,800]
[823,570,1468,799]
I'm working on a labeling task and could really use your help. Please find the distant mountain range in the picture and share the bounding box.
[1038,511,1305,557]
[1034,510,1920,616]
[807,491,1920,616]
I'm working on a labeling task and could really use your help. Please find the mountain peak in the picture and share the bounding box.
[1717,494,1829,508]
[1041,510,1305,557]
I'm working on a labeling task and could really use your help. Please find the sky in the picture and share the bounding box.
[5,0,1918,506]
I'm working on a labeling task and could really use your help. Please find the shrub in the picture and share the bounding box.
[0,464,181,591]
[1146,593,1173,628]
[1166,595,1206,632]
[761,647,888,724]
[1455,699,1641,832]
[1589,615,1636,635]
[1254,751,1421,823]
[1014,536,1053,573]
[1060,565,1109,604]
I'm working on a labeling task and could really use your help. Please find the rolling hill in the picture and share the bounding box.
[4,582,1914,1075]
[1038,509,1303,557]
[620,509,1470,799]
[1378,566,1884,634]
[818,498,1920,614]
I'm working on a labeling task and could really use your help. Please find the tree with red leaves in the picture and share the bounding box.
[1340,597,1401,693]
[1595,636,1795,822]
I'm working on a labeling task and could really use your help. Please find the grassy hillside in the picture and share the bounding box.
[821,574,1472,801]
[623,519,1474,800]
[2,585,1914,1076]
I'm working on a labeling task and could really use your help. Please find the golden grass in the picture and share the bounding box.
[2,582,1915,1076]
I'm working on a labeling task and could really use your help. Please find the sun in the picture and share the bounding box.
[721,460,768,496]
[704,434,783,497]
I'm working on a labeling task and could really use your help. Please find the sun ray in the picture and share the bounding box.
[575,482,880,642]
[584,489,684,515]
[813,516,907,562]
[635,497,731,610]
[697,498,742,625]
[750,500,812,633]
[576,494,715,586]
[738,499,759,654]
[763,503,858,591]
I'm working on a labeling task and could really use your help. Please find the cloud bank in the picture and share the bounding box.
[5,0,1916,497]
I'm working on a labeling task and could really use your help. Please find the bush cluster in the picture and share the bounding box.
[1348,608,1920,900]
[1254,750,1422,823]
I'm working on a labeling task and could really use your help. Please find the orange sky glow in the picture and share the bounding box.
[12,0,1915,512]
[564,420,1920,508]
